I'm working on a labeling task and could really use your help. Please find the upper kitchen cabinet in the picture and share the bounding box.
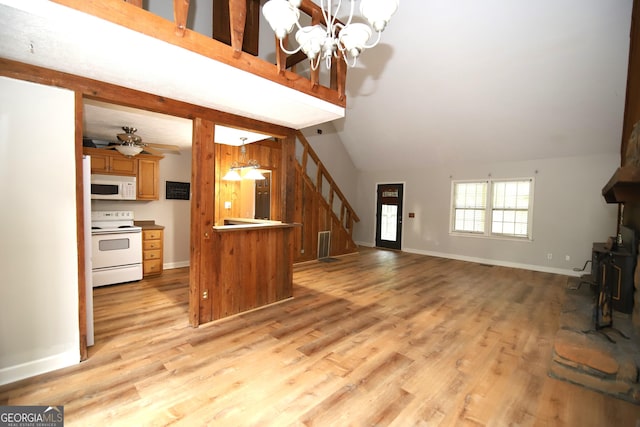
[88,148,137,176]
[84,147,162,200]
[137,157,160,200]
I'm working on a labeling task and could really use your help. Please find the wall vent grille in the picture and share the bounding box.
[317,231,331,259]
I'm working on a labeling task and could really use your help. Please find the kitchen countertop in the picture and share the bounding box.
[212,218,300,232]
[134,220,165,230]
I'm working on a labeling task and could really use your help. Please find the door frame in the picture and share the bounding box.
[373,181,406,250]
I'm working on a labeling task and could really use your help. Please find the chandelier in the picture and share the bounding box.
[262,0,399,70]
[222,138,266,181]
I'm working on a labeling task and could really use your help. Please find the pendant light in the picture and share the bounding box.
[222,137,266,181]
[262,0,399,70]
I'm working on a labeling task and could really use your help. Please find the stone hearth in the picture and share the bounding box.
[549,276,640,405]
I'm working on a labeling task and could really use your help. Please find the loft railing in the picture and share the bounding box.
[53,0,347,108]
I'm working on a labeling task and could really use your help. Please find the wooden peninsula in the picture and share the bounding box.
[206,218,300,320]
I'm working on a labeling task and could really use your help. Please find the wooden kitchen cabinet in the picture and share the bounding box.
[86,148,137,176]
[142,228,164,276]
[137,158,159,200]
[83,147,161,200]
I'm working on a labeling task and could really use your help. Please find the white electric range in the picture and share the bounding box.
[91,210,143,287]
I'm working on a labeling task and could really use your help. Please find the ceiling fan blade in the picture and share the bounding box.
[144,142,181,153]
[141,145,164,156]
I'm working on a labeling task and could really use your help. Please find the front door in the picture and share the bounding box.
[375,183,403,250]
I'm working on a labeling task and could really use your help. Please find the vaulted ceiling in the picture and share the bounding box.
[0,1,634,171]
[334,0,634,171]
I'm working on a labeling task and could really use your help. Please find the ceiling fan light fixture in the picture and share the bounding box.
[115,144,143,157]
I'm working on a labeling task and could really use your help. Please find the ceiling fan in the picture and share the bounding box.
[108,126,181,157]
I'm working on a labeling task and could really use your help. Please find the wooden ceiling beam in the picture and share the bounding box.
[0,58,292,139]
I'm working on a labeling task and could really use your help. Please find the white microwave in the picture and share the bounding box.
[91,174,137,200]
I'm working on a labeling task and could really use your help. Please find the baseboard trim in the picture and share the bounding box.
[404,247,581,277]
[355,241,580,277]
[163,261,190,270]
[0,349,79,386]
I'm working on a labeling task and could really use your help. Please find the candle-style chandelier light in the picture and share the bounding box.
[262,0,399,70]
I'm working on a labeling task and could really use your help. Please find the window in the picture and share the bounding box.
[451,178,533,239]
[452,181,487,233]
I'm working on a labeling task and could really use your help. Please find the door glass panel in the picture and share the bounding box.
[380,204,398,241]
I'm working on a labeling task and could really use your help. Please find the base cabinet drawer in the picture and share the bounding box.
[143,230,162,240]
[143,240,161,250]
[144,249,162,260]
[144,259,163,275]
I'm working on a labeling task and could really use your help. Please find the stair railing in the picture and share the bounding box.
[295,131,360,239]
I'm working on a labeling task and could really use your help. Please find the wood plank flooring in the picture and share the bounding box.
[1,248,639,426]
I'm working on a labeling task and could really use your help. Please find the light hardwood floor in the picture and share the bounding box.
[2,248,639,426]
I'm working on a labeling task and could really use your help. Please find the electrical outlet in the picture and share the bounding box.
[224,201,231,209]
[547,253,553,260]
[565,255,570,261]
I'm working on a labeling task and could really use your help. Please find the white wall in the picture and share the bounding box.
[0,77,80,385]
[354,153,619,275]
[92,148,193,268]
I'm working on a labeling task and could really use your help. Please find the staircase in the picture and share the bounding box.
[293,131,359,263]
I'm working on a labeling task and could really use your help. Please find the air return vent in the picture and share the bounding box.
[317,231,331,259]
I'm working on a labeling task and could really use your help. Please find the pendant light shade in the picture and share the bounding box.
[360,0,399,32]
[222,169,242,181]
[244,168,266,180]
[339,23,372,59]
[262,0,300,39]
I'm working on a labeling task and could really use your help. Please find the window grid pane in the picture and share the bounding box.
[452,179,532,238]
[453,182,487,233]
[491,180,530,237]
